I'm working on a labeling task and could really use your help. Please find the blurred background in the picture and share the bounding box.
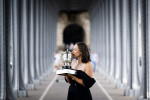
[0,0,149,100]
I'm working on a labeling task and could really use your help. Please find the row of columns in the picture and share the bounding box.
[90,0,149,99]
[0,0,57,99]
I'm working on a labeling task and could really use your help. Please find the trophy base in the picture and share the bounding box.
[56,69,76,75]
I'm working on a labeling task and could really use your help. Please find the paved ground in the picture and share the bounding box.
[17,72,136,100]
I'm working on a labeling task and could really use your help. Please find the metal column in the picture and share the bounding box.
[0,0,6,99]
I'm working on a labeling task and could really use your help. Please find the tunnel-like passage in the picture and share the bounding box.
[0,0,150,100]
[63,24,84,44]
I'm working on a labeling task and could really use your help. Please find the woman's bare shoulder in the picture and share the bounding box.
[84,61,93,77]
[86,61,93,66]
[85,61,93,70]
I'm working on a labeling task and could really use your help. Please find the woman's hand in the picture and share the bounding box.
[60,73,69,77]
[62,74,72,84]
[67,74,85,86]
[67,74,74,78]
[61,74,74,79]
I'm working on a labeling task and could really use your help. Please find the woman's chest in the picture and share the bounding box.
[76,64,86,72]
[72,60,86,71]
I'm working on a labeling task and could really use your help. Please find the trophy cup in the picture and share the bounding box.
[56,49,76,75]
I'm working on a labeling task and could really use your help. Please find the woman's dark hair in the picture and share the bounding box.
[76,42,91,63]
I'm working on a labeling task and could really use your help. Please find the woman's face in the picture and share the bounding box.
[72,44,81,58]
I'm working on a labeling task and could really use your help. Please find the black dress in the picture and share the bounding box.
[65,70,96,100]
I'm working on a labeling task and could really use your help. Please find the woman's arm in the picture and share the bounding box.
[85,62,93,78]
[68,74,85,86]
[65,76,71,84]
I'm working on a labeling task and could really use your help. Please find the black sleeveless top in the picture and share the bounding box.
[65,70,96,100]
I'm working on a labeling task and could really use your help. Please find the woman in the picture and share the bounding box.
[64,42,96,100]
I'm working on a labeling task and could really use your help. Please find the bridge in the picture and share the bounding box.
[0,0,149,100]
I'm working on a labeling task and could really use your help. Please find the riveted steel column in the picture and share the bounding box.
[4,0,17,99]
[131,0,139,96]
[114,0,122,85]
[32,0,38,84]
[52,8,55,70]
[9,0,16,94]
[48,9,51,71]
[0,0,6,99]
[41,0,45,74]
[102,0,106,74]
[49,5,55,71]
[112,0,117,84]
[43,0,47,74]
[38,0,44,78]
[125,0,131,96]
[105,0,111,79]
[125,0,138,96]
[49,6,52,71]
[45,2,48,72]
[137,0,148,99]
[92,12,96,51]
[12,0,19,93]
[21,0,30,87]
[120,0,128,88]
[99,2,103,71]
[90,14,95,51]
[90,15,93,50]
[97,3,101,69]
[128,0,139,96]
[45,0,48,73]
[18,0,28,96]
[39,0,44,77]
[34,0,40,80]
[147,0,150,99]
[95,12,99,52]
[38,0,42,78]
[97,2,101,70]
[42,0,45,74]
[46,6,49,72]
[19,0,31,90]
[105,0,108,74]
[125,1,131,95]
[109,0,115,83]
[28,0,35,88]
[119,0,123,87]
[50,7,53,71]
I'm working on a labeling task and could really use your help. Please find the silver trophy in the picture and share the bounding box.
[56,49,76,75]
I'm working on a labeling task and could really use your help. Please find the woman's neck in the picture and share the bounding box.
[77,56,82,64]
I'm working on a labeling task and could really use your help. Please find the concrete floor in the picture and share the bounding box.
[17,72,136,100]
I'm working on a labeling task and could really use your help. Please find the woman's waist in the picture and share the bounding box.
[70,83,89,90]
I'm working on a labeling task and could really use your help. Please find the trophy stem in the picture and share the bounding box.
[64,62,70,66]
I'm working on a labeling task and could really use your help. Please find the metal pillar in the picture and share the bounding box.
[22,0,28,86]
[34,0,40,81]
[4,0,17,99]
[131,0,139,96]
[28,0,35,89]
[112,0,117,83]
[12,0,20,95]
[137,0,148,99]
[0,0,6,99]
[39,0,44,78]
[109,0,115,83]
[102,0,106,75]
[105,0,110,78]
[114,0,122,85]
[18,0,28,97]
[125,0,139,96]
[120,0,128,89]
